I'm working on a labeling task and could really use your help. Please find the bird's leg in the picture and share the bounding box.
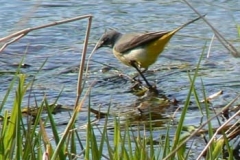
[129,60,152,89]
[132,68,148,80]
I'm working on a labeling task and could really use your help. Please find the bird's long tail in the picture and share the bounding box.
[171,14,206,35]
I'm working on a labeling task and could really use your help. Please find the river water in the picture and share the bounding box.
[1,0,240,157]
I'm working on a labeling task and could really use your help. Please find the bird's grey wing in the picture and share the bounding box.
[114,31,170,53]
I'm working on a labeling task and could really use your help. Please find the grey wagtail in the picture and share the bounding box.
[96,15,204,91]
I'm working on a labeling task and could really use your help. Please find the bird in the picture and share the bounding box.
[96,15,204,91]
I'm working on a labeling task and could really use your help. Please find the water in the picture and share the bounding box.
[1,0,240,157]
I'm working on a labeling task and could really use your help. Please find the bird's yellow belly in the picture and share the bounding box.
[113,47,156,68]
[113,34,173,68]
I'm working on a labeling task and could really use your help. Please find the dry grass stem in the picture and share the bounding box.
[163,95,239,160]
[182,0,240,57]
[197,109,240,160]
[0,15,92,53]
[74,15,93,108]
[207,34,215,58]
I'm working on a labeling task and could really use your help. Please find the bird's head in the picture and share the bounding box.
[96,30,122,49]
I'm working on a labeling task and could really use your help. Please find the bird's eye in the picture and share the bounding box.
[103,37,109,42]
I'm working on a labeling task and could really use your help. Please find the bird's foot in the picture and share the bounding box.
[148,86,159,95]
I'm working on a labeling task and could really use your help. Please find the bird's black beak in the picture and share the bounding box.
[96,40,103,50]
